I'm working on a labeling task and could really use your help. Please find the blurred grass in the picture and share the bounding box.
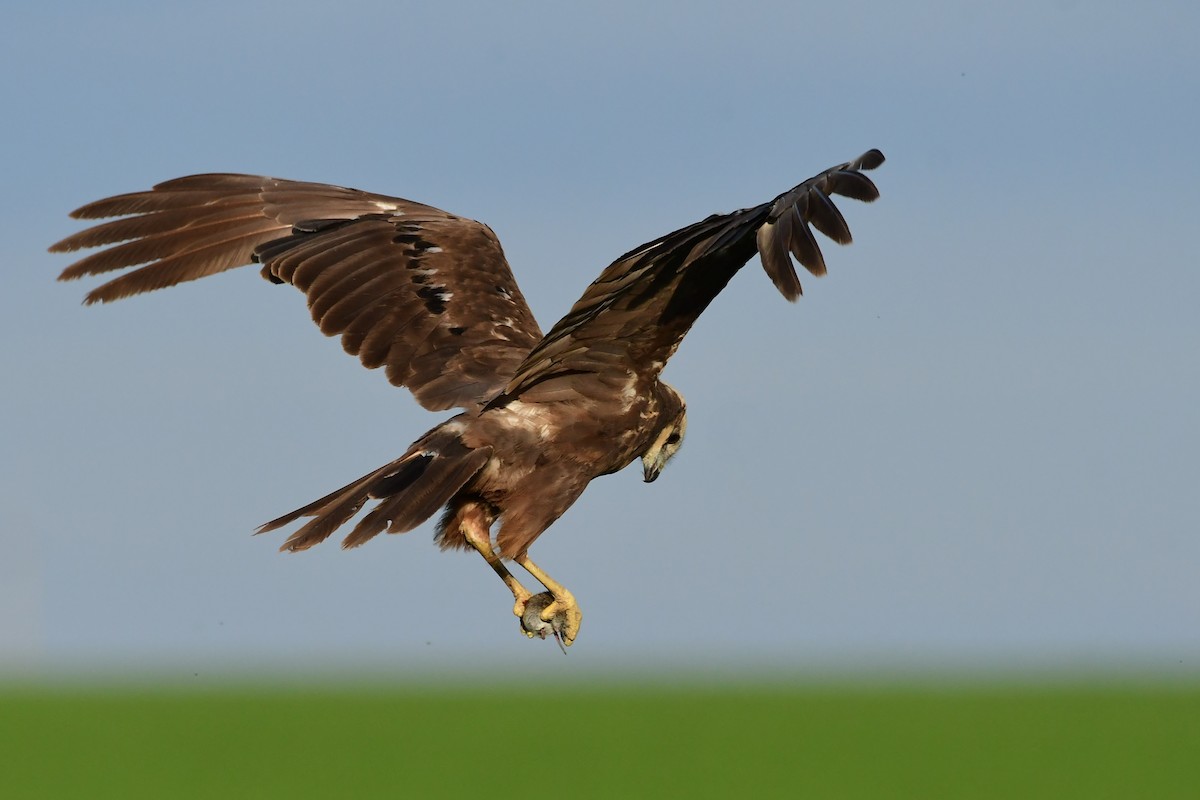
[2,681,1198,798]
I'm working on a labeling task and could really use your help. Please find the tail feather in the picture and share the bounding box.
[258,427,491,553]
[269,453,424,553]
[342,442,491,549]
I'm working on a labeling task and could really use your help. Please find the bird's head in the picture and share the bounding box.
[642,385,687,483]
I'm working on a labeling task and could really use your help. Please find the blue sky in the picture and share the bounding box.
[2,1,1197,677]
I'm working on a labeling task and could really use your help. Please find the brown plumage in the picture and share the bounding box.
[51,149,885,646]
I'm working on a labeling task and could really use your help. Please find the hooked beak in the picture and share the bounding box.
[643,460,661,483]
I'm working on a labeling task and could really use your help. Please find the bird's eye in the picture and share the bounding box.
[666,432,681,445]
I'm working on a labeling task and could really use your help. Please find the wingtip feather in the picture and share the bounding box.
[855,149,886,170]
[756,219,803,301]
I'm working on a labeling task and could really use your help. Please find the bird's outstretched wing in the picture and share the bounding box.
[501,150,884,403]
[51,174,543,411]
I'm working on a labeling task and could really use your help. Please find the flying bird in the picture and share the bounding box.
[51,149,885,647]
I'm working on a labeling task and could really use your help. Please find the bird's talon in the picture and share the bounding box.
[546,596,581,647]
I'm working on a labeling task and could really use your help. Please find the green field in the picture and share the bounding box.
[3,682,1197,798]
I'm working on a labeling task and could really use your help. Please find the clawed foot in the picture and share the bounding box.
[515,591,582,651]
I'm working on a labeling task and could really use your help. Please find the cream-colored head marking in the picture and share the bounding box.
[641,406,687,483]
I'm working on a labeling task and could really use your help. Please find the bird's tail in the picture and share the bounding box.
[258,425,492,552]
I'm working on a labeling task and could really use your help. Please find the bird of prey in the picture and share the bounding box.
[51,149,885,647]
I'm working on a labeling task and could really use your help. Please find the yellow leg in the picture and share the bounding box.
[515,555,582,647]
[461,519,537,638]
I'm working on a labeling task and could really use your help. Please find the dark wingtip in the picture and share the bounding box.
[855,149,886,171]
[756,218,804,301]
[756,148,885,298]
